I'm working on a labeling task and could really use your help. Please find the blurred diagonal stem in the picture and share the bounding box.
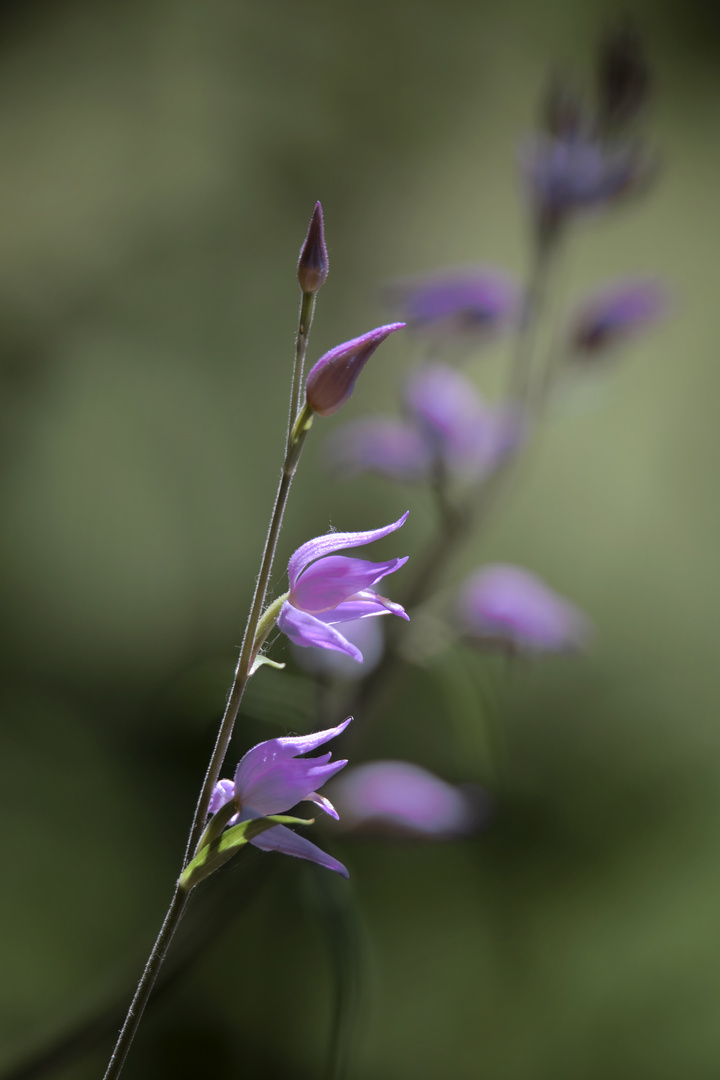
[102,291,318,1080]
[349,224,562,728]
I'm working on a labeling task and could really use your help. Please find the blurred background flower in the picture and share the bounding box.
[457,563,592,653]
[330,760,489,837]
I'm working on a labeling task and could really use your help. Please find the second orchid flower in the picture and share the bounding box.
[277,512,410,662]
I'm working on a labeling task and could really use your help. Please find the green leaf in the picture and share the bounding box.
[249,655,286,676]
[179,814,313,892]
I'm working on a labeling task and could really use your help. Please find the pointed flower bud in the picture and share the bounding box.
[297,201,329,294]
[305,322,405,417]
[597,21,650,132]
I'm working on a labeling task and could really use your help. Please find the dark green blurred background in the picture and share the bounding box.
[1,0,720,1077]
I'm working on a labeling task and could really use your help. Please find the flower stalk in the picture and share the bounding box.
[103,232,321,1080]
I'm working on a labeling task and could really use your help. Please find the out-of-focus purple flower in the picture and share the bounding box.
[326,417,432,482]
[404,364,523,476]
[386,268,519,338]
[293,616,385,680]
[570,278,668,353]
[519,134,651,221]
[209,718,351,876]
[297,201,329,294]
[325,367,524,484]
[305,323,405,417]
[457,564,591,653]
[277,513,409,662]
[330,760,488,837]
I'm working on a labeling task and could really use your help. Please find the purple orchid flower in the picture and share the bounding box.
[570,278,668,353]
[330,760,488,837]
[325,367,523,484]
[305,323,405,417]
[519,133,651,221]
[404,364,521,476]
[209,717,352,877]
[386,267,519,338]
[277,513,409,662]
[457,564,591,654]
[326,417,433,482]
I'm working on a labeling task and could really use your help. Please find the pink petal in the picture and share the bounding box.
[292,555,409,612]
[315,591,409,623]
[234,717,352,795]
[209,778,236,815]
[287,512,409,591]
[303,791,340,819]
[250,823,349,877]
[239,755,348,817]
[277,603,364,661]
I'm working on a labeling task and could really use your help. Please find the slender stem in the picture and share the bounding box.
[506,224,558,406]
[103,888,188,1080]
[4,863,272,1080]
[287,291,316,453]
[103,296,318,1079]
[184,412,311,863]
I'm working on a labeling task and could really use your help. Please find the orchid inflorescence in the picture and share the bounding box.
[95,25,666,1080]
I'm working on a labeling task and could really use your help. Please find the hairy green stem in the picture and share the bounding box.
[102,299,318,1080]
[288,291,316,453]
[102,888,188,1080]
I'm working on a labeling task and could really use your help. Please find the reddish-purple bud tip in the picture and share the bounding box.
[297,202,329,294]
[305,323,405,417]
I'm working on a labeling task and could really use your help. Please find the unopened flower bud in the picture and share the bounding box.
[305,322,405,417]
[541,72,586,139]
[297,201,329,294]
[597,21,650,132]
